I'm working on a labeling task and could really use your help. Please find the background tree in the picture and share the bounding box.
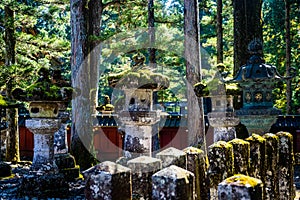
[4,6,19,162]
[184,0,206,150]
[233,0,263,73]
[216,0,223,63]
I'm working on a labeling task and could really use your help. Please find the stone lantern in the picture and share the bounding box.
[12,67,72,196]
[194,67,240,142]
[226,40,295,135]
[109,55,169,158]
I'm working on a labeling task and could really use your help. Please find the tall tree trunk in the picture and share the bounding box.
[148,0,156,68]
[70,0,102,170]
[233,0,263,74]
[4,6,20,162]
[217,0,223,64]
[184,0,206,152]
[285,0,292,114]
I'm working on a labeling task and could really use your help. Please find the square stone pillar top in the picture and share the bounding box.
[219,174,262,188]
[26,118,61,134]
[183,146,204,155]
[127,156,162,172]
[153,165,194,180]
[83,161,131,179]
[156,147,186,157]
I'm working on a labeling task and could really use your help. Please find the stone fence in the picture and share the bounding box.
[83,131,294,200]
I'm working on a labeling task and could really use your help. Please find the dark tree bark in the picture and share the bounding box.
[184,0,206,152]
[216,0,223,64]
[4,6,20,162]
[285,0,292,114]
[70,0,99,170]
[148,0,156,68]
[233,0,263,74]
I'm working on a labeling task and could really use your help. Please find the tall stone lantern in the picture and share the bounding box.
[226,40,295,135]
[109,55,169,158]
[12,67,73,170]
[194,66,240,142]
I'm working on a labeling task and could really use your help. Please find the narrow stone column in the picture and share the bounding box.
[276,131,295,200]
[152,165,194,200]
[263,133,279,200]
[26,118,61,169]
[246,133,266,198]
[54,123,68,154]
[155,147,186,168]
[183,146,209,200]
[208,141,234,200]
[218,174,263,200]
[228,138,250,175]
[127,156,162,199]
[83,161,132,200]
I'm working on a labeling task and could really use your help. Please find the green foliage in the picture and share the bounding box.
[0,0,71,92]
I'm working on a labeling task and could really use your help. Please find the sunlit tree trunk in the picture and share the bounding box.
[233,0,263,74]
[285,0,292,114]
[184,0,206,152]
[70,0,99,170]
[217,0,223,64]
[4,6,20,162]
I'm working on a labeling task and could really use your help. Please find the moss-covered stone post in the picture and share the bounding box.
[276,131,295,200]
[83,161,132,200]
[127,156,162,199]
[218,174,263,200]
[208,141,234,199]
[228,138,250,175]
[294,153,300,191]
[183,146,209,200]
[155,147,186,168]
[152,165,194,200]
[246,133,266,198]
[263,133,279,200]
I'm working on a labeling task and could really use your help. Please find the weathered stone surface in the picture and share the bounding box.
[213,127,237,142]
[276,131,295,200]
[0,162,12,177]
[263,133,279,200]
[83,161,132,200]
[54,123,69,154]
[20,171,69,198]
[183,146,209,200]
[218,174,263,200]
[127,156,162,199]
[26,118,61,170]
[208,141,234,199]
[155,147,186,168]
[294,153,300,189]
[229,138,250,175]
[55,153,80,181]
[152,165,194,200]
[246,133,266,198]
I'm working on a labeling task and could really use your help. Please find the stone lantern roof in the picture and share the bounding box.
[229,40,295,83]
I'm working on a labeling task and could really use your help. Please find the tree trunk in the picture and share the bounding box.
[233,0,263,74]
[70,0,102,170]
[217,0,223,64]
[184,0,206,152]
[285,0,292,114]
[148,0,156,68]
[4,6,20,162]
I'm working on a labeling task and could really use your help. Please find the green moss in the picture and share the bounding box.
[229,138,250,145]
[0,95,7,106]
[224,174,262,187]
[276,131,293,140]
[246,134,266,143]
[211,141,233,149]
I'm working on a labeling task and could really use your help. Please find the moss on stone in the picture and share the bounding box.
[246,133,265,143]
[224,174,262,187]
[229,139,250,175]
[0,95,7,106]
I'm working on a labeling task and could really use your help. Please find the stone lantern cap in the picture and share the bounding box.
[228,40,296,83]
[12,67,74,102]
[109,68,169,90]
